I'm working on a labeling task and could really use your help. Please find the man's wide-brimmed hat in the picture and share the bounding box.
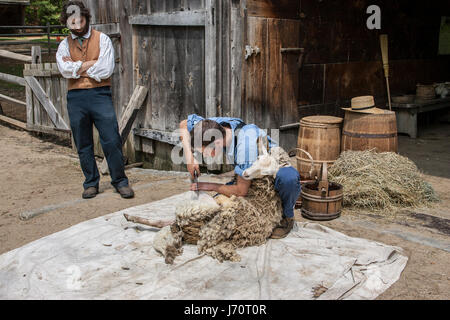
[342,96,386,114]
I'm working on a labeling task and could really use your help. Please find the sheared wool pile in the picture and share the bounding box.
[153,177,283,264]
[197,177,283,262]
[328,150,439,213]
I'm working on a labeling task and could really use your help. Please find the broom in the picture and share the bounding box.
[380,34,392,111]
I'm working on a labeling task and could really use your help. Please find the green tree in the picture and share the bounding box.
[26,0,64,26]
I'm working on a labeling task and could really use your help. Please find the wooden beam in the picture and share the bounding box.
[0,93,26,107]
[0,72,26,86]
[24,76,70,130]
[280,122,300,131]
[129,10,206,26]
[0,114,27,130]
[100,85,148,175]
[26,124,71,139]
[0,49,32,63]
[133,128,180,146]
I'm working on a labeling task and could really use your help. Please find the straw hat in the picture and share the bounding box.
[342,96,386,114]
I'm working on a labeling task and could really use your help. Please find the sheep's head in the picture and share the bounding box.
[242,155,279,180]
[242,136,279,180]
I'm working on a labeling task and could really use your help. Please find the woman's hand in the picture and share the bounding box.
[187,163,200,180]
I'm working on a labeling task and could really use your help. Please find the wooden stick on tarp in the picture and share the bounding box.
[380,34,392,111]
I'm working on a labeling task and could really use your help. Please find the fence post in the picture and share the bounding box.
[31,46,41,64]
[47,22,51,55]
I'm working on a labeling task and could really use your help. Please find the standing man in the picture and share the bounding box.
[56,1,134,199]
[179,114,301,239]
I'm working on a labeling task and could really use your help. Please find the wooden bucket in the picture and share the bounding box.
[342,110,398,153]
[301,163,343,221]
[296,116,343,179]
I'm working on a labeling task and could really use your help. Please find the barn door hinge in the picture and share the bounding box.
[245,45,261,60]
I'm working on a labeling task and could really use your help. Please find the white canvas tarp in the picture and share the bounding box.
[0,192,408,300]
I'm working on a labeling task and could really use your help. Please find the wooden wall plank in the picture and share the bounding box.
[86,0,120,24]
[216,0,225,117]
[184,27,206,118]
[266,18,282,129]
[186,0,204,11]
[205,0,217,118]
[165,0,183,12]
[136,26,157,129]
[246,0,301,20]
[279,19,300,126]
[162,27,185,131]
[149,0,166,14]
[120,0,139,163]
[131,0,150,15]
[243,17,267,126]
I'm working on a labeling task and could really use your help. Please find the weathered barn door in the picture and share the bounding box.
[243,16,301,132]
[126,0,219,170]
[130,0,216,133]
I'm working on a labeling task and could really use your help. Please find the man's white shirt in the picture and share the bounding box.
[56,26,115,82]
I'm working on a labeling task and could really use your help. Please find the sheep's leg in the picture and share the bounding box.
[123,214,174,229]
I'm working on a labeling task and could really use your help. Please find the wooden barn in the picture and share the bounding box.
[81,0,450,172]
[0,0,29,32]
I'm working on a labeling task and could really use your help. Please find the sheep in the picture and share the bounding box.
[152,224,183,264]
[130,137,289,264]
[196,176,282,262]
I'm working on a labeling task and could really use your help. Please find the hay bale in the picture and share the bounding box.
[328,150,439,213]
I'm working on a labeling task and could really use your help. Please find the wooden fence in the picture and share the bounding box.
[0,46,148,167]
[23,62,71,137]
[0,46,73,143]
[0,25,66,54]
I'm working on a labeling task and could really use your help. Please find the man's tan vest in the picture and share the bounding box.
[67,28,112,91]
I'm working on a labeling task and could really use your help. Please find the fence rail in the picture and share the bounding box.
[0,24,67,54]
[0,46,40,130]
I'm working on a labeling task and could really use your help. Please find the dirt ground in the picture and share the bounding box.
[0,120,449,300]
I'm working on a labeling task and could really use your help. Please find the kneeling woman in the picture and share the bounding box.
[179,114,301,239]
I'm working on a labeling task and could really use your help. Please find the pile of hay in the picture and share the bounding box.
[328,150,439,212]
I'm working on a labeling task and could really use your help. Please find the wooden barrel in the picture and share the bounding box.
[342,110,398,153]
[301,182,343,221]
[296,116,343,179]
